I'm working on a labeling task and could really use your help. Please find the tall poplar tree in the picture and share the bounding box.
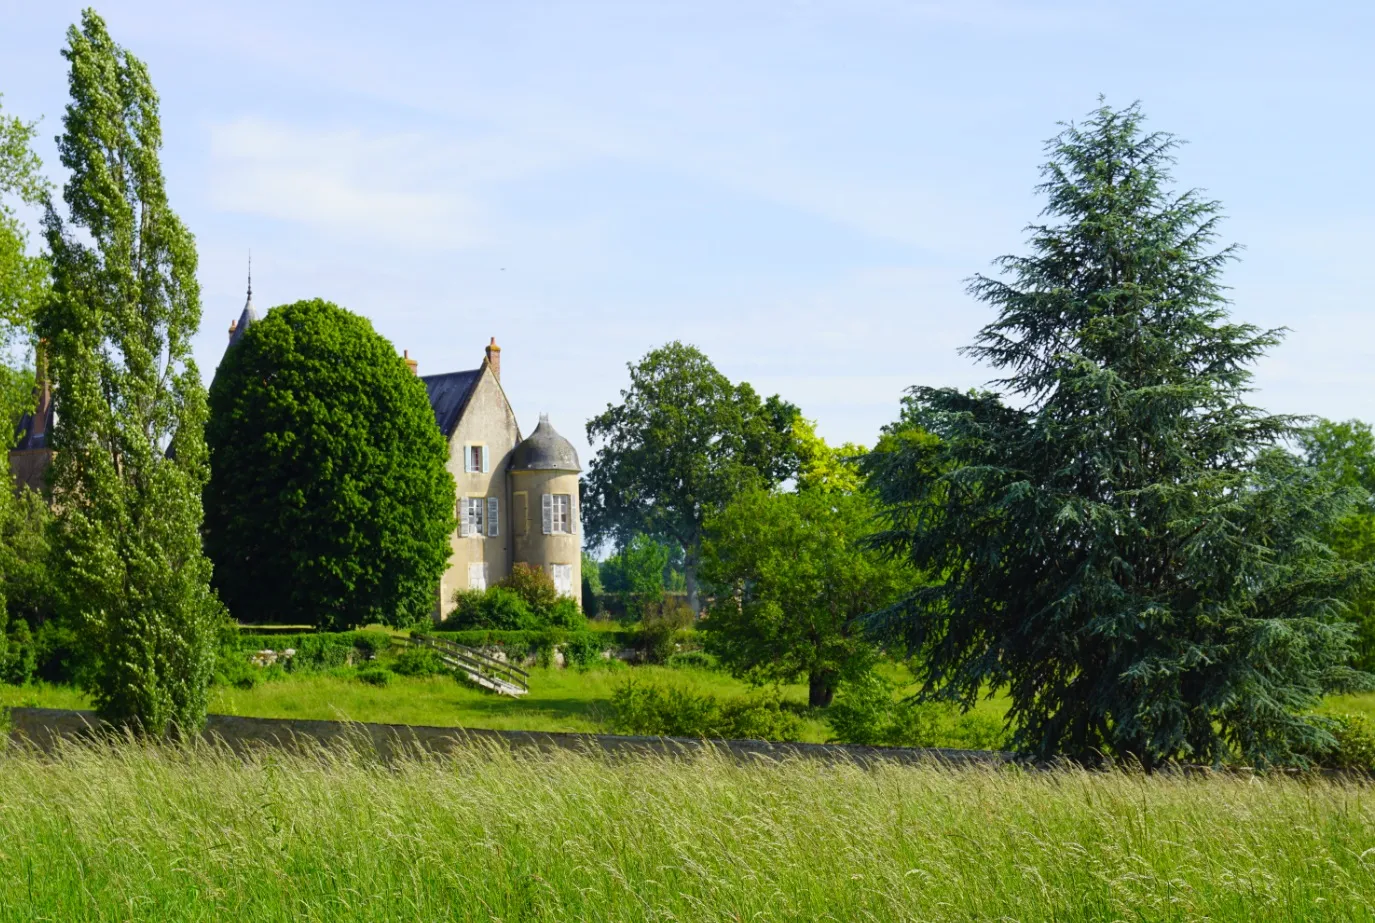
[39,9,222,734]
[867,102,1369,768]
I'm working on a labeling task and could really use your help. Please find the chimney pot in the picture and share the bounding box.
[485,337,501,381]
[228,319,238,343]
[403,349,418,375]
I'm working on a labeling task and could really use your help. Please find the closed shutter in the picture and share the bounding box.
[463,444,473,473]
[459,497,470,536]
[487,496,499,537]
[542,494,553,535]
[481,445,490,473]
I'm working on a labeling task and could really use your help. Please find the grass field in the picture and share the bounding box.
[0,739,1371,921]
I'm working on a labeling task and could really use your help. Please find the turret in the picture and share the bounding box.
[508,414,582,607]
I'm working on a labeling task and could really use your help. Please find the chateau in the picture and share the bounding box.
[226,291,584,620]
[6,286,584,623]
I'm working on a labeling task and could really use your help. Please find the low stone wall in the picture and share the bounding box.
[6,707,1012,767]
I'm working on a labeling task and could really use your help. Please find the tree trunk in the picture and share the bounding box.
[808,671,836,708]
[685,551,700,615]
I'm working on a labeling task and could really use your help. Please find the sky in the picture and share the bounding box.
[1,0,1372,465]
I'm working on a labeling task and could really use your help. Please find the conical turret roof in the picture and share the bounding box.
[510,414,580,472]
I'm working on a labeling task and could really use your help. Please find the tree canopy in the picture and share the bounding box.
[701,487,912,707]
[583,341,800,610]
[39,9,222,734]
[1299,418,1375,669]
[0,94,49,443]
[205,298,455,630]
[866,102,1370,767]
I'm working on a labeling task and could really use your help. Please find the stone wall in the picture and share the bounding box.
[6,707,1011,767]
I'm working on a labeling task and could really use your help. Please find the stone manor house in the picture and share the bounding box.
[7,285,584,623]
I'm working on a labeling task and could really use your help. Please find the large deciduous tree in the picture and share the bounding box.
[1299,418,1375,670]
[39,10,223,734]
[583,341,800,610]
[701,487,912,707]
[204,299,455,630]
[866,102,1370,768]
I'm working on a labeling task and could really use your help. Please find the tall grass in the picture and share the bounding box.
[0,739,1371,921]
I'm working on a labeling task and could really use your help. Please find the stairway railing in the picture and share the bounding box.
[408,633,529,695]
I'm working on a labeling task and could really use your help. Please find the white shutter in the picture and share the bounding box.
[459,497,470,536]
[463,444,473,473]
[487,496,499,537]
[542,494,553,535]
[468,562,487,591]
[481,445,490,473]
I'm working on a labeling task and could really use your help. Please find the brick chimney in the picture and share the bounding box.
[403,349,418,375]
[485,337,501,381]
[228,319,238,343]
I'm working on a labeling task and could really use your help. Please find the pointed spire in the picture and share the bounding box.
[247,250,252,303]
[228,251,260,349]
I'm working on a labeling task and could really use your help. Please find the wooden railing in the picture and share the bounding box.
[408,634,529,695]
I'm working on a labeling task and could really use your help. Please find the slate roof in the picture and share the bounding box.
[421,369,482,438]
[228,300,258,348]
[12,406,51,451]
[510,414,581,472]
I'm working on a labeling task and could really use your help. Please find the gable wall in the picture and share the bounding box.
[437,366,522,620]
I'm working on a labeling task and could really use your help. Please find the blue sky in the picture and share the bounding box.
[1,1,1372,464]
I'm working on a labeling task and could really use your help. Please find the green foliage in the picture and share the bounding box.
[827,671,1009,751]
[634,595,696,664]
[865,102,1371,768]
[580,552,603,616]
[667,650,718,671]
[701,488,912,707]
[1299,418,1375,670]
[38,11,224,735]
[450,582,586,632]
[560,632,604,670]
[0,484,53,686]
[792,417,866,495]
[450,586,534,631]
[224,630,391,678]
[610,678,803,741]
[390,646,448,678]
[583,341,801,609]
[497,563,559,613]
[355,667,392,687]
[205,299,454,630]
[1307,714,1375,771]
[0,93,50,441]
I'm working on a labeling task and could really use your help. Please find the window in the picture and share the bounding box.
[468,562,488,592]
[462,497,485,537]
[542,494,572,534]
[551,564,573,597]
[487,496,499,537]
[464,444,489,474]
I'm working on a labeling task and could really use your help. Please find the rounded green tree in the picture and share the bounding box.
[205,299,454,629]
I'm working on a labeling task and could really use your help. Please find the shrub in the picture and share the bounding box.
[610,679,802,741]
[498,564,560,614]
[545,597,586,631]
[827,671,1011,751]
[561,633,605,670]
[351,631,392,661]
[634,595,696,664]
[667,651,718,671]
[391,647,448,678]
[1308,714,1375,770]
[0,617,35,686]
[356,667,392,687]
[449,587,534,631]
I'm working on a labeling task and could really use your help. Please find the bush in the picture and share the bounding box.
[356,667,392,687]
[391,646,448,678]
[667,651,718,671]
[0,617,35,686]
[633,595,696,664]
[827,671,1010,751]
[498,564,560,614]
[545,597,585,631]
[1309,714,1375,770]
[561,633,605,670]
[610,679,802,741]
[449,587,534,631]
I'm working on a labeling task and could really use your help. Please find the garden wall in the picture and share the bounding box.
[7,707,1010,767]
